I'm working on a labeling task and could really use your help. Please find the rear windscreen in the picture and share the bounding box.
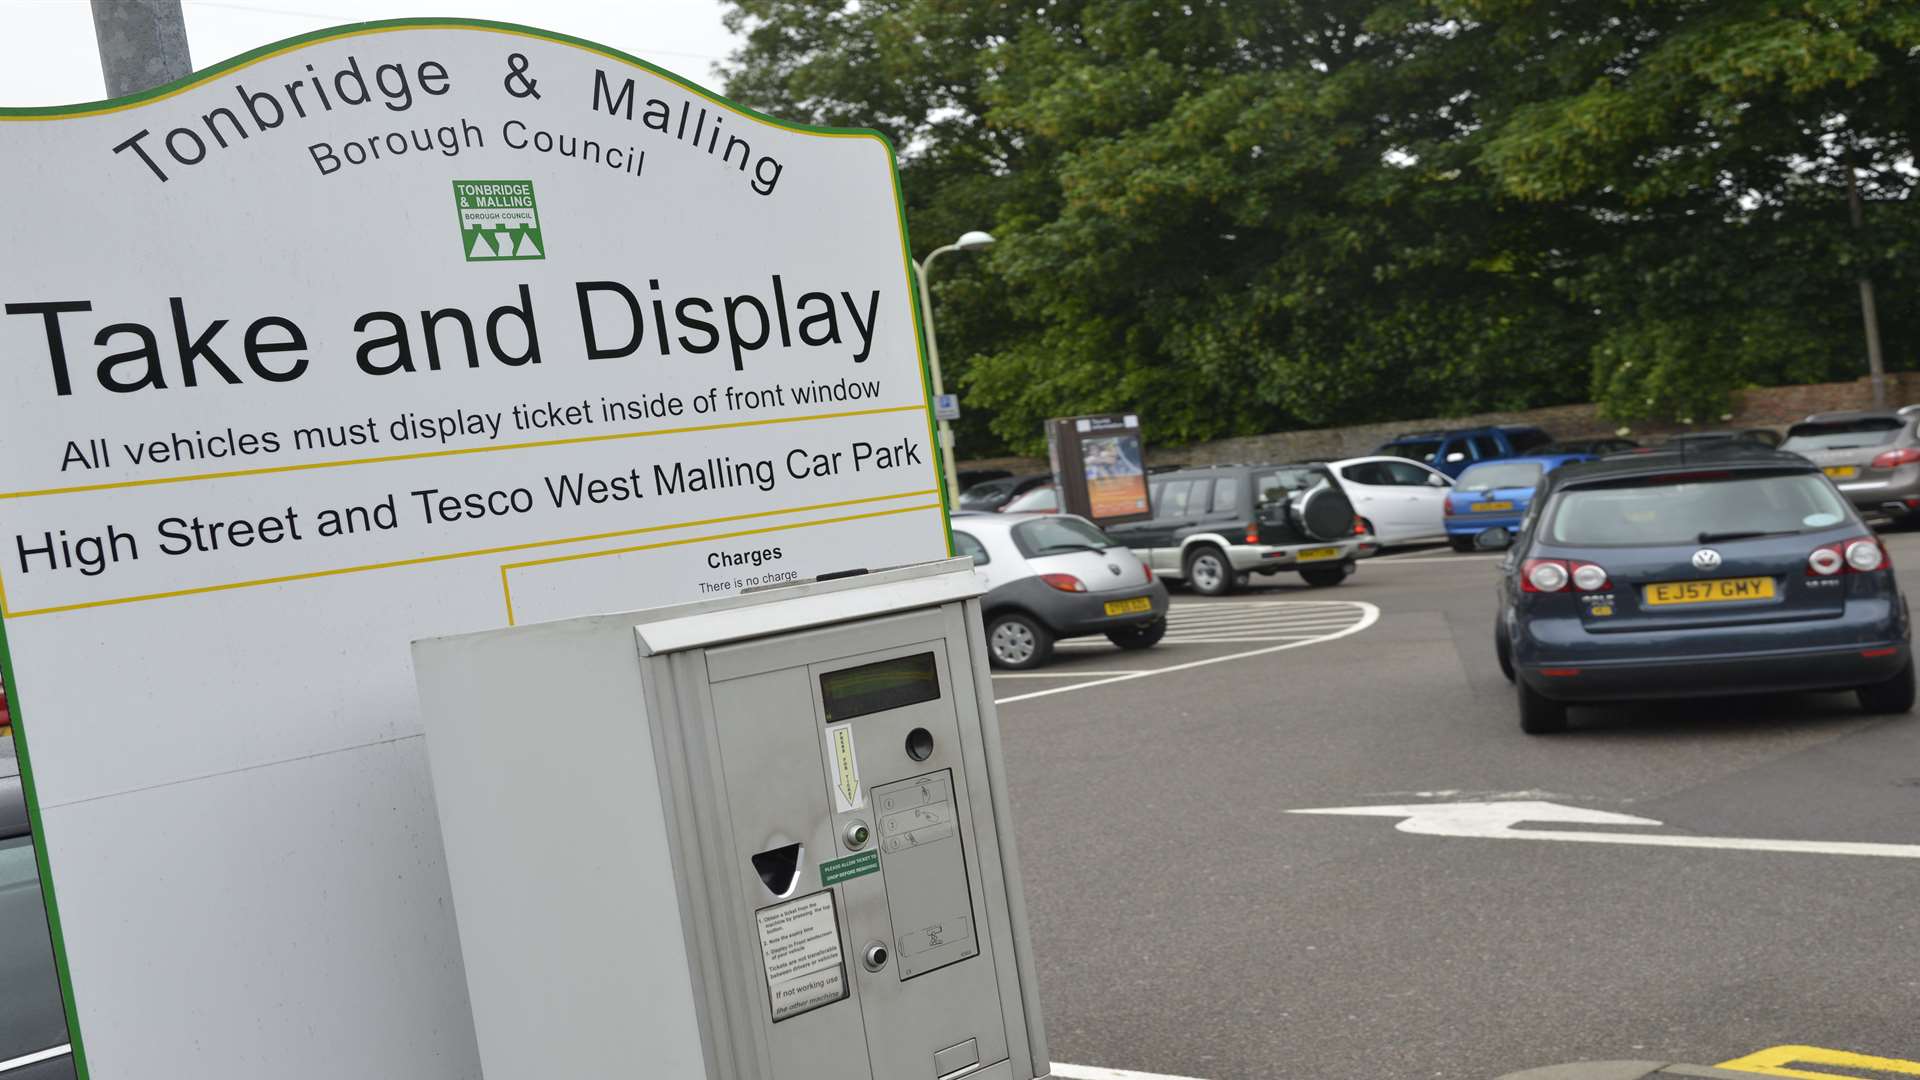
[1011,515,1114,557]
[1546,473,1850,546]
[1456,462,1543,490]
[1384,440,1442,463]
[1253,467,1330,506]
[1781,418,1904,452]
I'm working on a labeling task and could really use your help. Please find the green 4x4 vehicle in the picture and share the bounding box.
[1104,463,1362,596]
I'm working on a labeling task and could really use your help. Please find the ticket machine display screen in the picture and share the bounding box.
[819,652,940,722]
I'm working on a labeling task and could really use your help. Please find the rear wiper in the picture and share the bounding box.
[1038,542,1109,554]
[1697,529,1796,543]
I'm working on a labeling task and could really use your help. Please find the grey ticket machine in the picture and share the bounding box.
[412,559,1050,1080]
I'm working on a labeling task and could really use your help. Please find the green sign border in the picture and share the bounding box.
[0,20,956,1077]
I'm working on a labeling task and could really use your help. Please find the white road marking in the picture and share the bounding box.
[1163,611,1358,626]
[997,602,1379,704]
[0,1045,72,1073]
[991,670,1148,678]
[1052,1063,1215,1080]
[1366,553,1501,564]
[1290,800,1920,860]
[1152,630,1336,638]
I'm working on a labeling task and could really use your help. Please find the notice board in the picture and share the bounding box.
[0,21,948,1077]
[1046,413,1151,525]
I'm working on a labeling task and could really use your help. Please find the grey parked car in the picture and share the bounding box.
[1779,410,1920,519]
[951,512,1170,669]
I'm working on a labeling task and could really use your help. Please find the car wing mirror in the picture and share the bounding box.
[1427,474,1448,487]
[1473,527,1512,551]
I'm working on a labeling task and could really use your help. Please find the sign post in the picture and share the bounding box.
[0,21,948,1077]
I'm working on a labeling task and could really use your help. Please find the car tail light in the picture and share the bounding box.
[1570,563,1610,591]
[1846,538,1886,572]
[1871,448,1920,469]
[1809,537,1887,576]
[1246,522,1261,544]
[1807,545,1844,576]
[1143,564,1154,582]
[1040,573,1087,593]
[1522,559,1570,593]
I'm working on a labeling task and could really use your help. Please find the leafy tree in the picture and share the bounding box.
[720,0,1920,454]
[1458,0,1920,420]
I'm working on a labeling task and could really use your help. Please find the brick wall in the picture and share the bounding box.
[959,374,1917,475]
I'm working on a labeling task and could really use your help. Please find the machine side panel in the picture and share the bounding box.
[960,596,1053,1077]
[412,621,707,1079]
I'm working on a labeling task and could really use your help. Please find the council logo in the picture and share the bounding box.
[453,179,545,260]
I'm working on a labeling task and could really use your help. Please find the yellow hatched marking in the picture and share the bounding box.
[1718,1045,1920,1078]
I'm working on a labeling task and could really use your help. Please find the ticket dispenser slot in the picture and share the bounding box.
[411,559,1048,1080]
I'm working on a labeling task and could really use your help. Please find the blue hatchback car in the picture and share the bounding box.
[1444,454,1592,552]
[1493,445,1914,733]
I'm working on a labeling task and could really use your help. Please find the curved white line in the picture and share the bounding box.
[1052,1063,1214,1080]
[994,601,1380,705]
[0,1044,71,1074]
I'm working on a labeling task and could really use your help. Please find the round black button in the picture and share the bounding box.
[905,727,934,761]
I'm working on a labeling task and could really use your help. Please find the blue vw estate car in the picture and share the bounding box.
[1445,454,1592,552]
[1493,444,1913,733]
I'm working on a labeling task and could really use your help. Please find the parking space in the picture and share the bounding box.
[991,598,1377,705]
[995,533,1920,1080]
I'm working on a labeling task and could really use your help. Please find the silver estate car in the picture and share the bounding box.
[1780,410,1920,519]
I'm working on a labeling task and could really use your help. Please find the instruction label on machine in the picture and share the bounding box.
[824,723,865,811]
[755,891,848,1021]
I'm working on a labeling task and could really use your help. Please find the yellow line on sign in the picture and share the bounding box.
[2,490,936,620]
[1718,1045,1920,1078]
[0,405,927,501]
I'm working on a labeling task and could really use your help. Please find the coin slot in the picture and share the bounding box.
[905,727,934,761]
[751,842,804,897]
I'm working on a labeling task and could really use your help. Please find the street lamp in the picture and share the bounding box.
[914,230,995,508]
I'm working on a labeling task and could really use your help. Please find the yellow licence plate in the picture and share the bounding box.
[1297,547,1340,562]
[1642,576,1776,606]
[1104,596,1153,616]
[1825,466,1858,479]
[1471,501,1515,512]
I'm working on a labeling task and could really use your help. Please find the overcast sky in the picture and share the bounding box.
[0,0,744,105]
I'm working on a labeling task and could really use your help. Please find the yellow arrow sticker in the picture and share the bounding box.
[1718,1045,1920,1078]
[825,723,863,812]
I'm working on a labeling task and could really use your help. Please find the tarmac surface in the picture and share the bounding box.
[996,539,1920,1080]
